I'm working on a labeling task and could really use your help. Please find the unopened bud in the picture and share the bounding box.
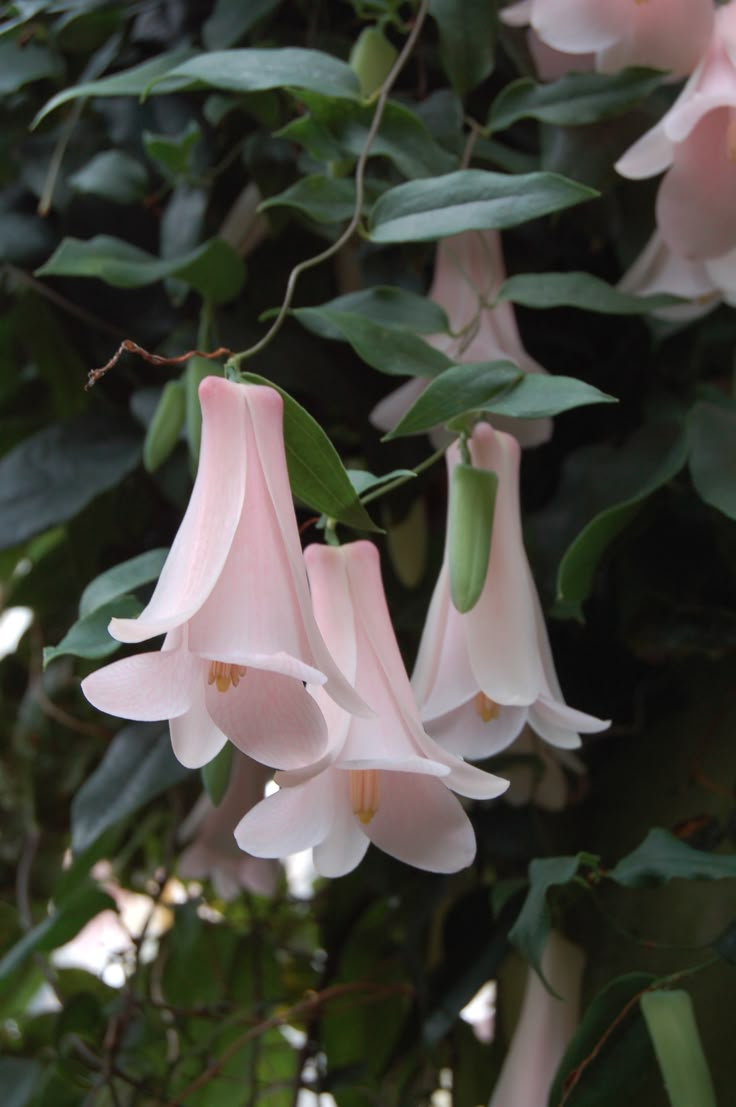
[448,461,497,614]
[143,378,185,473]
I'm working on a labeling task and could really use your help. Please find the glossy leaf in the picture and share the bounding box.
[489,68,662,132]
[294,309,453,379]
[259,175,376,224]
[609,828,736,887]
[381,362,523,438]
[203,0,281,49]
[293,287,449,339]
[497,271,683,316]
[79,548,168,618]
[0,884,115,981]
[368,170,598,243]
[508,855,583,991]
[0,38,63,93]
[143,121,201,180]
[688,401,736,520]
[142,379,186,473]
[0,1057,42,1107]
[68,150,149,205]
[43,594,142,666]
[429,0,495,96]
[640,991,717,1107]
[148,47,361,99]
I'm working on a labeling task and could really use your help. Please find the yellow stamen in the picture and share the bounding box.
[207,661,247,693]
[474,691,500,723]
[349,769,380,825]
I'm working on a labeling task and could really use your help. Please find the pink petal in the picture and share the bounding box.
[81,647,197,721]
[412,559,479,720]
[499,0,532,28]
[615,122,674,180]
[110,377,247,643]
[370,376,427,435]
[168,673,228,768]
[595,0,713,77]
[529,695,608,750]
[234,773,336,857]
[531,0,621,55]
[617,230,720,321]
[366,772,477,873]
[205,668,328,770]
[527,31,595,82]
[313,783,370,876]
[704,243,736,303]
[425,698,527,760]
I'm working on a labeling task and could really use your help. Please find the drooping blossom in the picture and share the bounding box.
[617,230,721,322]
[501,0,713,78]
[501,725,586,812]
[370,230,552,449]
[616,2,736,294]
[235,541,509,877]
[178,751,279,899]
[412,422,609,759]
[83,377,367,771]
[488,930,585,1107]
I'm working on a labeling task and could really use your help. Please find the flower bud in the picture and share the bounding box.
[349,26,397,97]
[448,460,497,614]
[143,378,185,473]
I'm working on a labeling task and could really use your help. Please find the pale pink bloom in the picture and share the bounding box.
[527,29,595,83]
[617,230,721,321]
[501,0,713,78]
[82,377,367,771]
[502,725,586,812]
[489,930,585,1107]
[235,541,508,877]
[412,423,609,757]
[178,752,279,899]
[616,4,736,264]
[370,230,552,449]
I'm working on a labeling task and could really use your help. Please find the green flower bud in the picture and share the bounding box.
[349,26,398,98]
[142,378,185,473]
[448,461,498,614]
[640,990,716,1107]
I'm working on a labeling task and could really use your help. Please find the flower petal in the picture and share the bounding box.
[234,773,336,857]
[313,785,370,877]
[81,648,197,721]
[529,694,609,750]
[426,697,527,760]
[168,677,228,769]
[366,772,477,873]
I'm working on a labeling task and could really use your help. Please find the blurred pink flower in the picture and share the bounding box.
[501,0,713,77]
[235,541,508,876]
[617,230,721,321]
[489,930,585,1107]
[82,377,366,771]
[179,751,278,899]
[371,230,552,449]
[412,423,609,758]
[501,725,586,812]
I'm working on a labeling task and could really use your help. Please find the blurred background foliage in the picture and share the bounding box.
[1,0,735,1104]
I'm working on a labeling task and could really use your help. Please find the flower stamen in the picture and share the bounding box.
[207,661,247,693]
[474,691,500,722]
[349,769,380,824]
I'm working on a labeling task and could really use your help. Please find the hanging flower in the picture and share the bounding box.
[235,541,508,877]
[489,930,585,1107]
[501,725,586,812]
[178,751,279,900]
[371,230,552,449]
[412,423,609,759]
[617,230,720,322]
[501,0,713,78]
[82,377,367,771]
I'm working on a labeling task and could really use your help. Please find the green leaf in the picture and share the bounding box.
[68,150,149,205]
[0,884,115,982]
[0,414,140,550]
[429,0,496,96]
[143,120,201,180]
[0,1057,42,1107]
[278,93,456,180]
[640,991,717,1107]
[71,722,190,854]
[687,401,736,520]
[382,361,522,437]
[293,310,454,379]
[0,38,63,93]
[201,741,234,806]
[143,379,186,473]
[203,0,281,49]
[489,68,663,132]
[79,548,168,618]
[349,26,397,98]
[239,373,380,532]
[497,271,683,316]
[294,287,449,339]
[33,47,196,127]
[259,175,382,225]
[550,973,657,1107]
[508,855,583,991]
[448,464,497,613]
[368,170,598,242]
[478,373,617,420]
[37,235,245,304]
[609,828,736,887]
[43,594,142,666]
[149,47,361,100]
[346,468,416,496]
[556,421,689,617]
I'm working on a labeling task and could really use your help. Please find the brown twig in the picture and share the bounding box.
[85,340,235,389]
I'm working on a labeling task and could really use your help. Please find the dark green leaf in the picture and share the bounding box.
[143,379,186,472]
[79,548,168,618]
[43,594,141,666]
[71,722,190,854]
[688,401,736,520]
[609,828,736,887]
[150,47,361,99]
[429,0,495,96]
[497,271,683,315]
[368,170,598,242]
[479,373,616,420]
[382,361,522,437]
[0,2,48,41]
[640,991,717,1107]
[203,0,281,49]
[0,38,63,93]
[0,414,140,550]
[0,1057,42,1107]
[201,741,233,806]
[489,68,663,132]
[294,310,453,379]
[37,235,244,303]
[508,855,582,990]
[713,921,736,965]
[68,150,149,205]
[0,885,115,981]
[259,175,376,224]
[143,120,201,180]
[239,373,380,532]
[347,468,416,496]
[448,464,497,613]
[294,287,449,338]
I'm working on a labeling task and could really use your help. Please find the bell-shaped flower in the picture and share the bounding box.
[371,230,552,450]
[412,422,609,758]
[82,376,367,771]
[489,930,585,1107]
[616,3,736,267]
[501,0,713,78]
[235,541,508,877]
[178,751,279,899]
[501,726,586,812]
[617,230,721,322]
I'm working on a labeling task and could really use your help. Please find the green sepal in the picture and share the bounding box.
[448,462,498,613]
[142,379,186,473]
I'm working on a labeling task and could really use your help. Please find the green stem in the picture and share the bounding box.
[359,445,446,507]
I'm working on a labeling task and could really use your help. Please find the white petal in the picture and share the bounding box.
[234,773,336,857]
[81,648,197,721]
[366,772,477,873]
[426,698,527,760]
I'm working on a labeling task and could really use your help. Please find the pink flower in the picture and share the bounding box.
[616,3,736,273]
[617,230,721,321]
[501,726,586,812]
[501,0,713,78]
[489,930,585,1107]
[234,541,508,877]
[178,751,279,899]
[412,423,609,758]
[82,377,367,771]
[371,230,552,450]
